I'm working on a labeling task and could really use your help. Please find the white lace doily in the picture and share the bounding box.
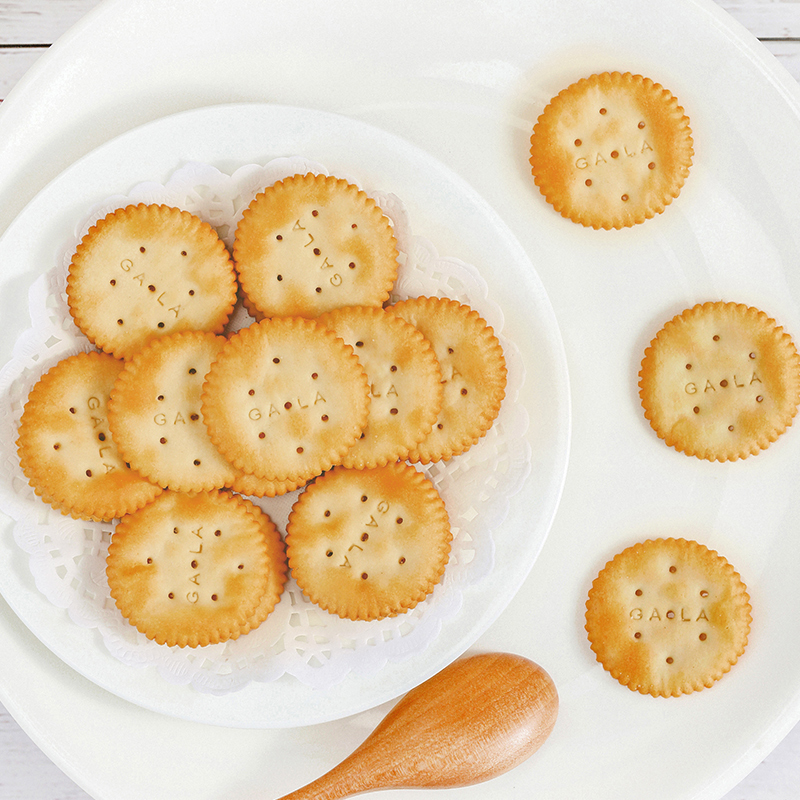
[0,158,529,694]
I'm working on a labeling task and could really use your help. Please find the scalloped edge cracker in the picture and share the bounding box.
[585,537,751,697]
[67,203,237,359]
[639,301,800,461]
[388,296,506,463]
[17,350,162,522]
[201,316,370,482]
[107,491,273,648]
[317,305,443,469]
[108,331,237,492]
[530,72,693,229]
[233,173,399,319]
[286,463,452,621]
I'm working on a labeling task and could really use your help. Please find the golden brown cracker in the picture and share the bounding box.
[530,72,693,229]
[585,538,751,697]
[237,501,289,634]
[107,331,237,492]
[232,173,399,319]
[201,316,370,482]
[107,490,271,648]
[317,305,443,468]
[285,462,452,621]
[639,301,800,461]
[16,350,162,522]
[67,204,237,359]
[388,296,506,463]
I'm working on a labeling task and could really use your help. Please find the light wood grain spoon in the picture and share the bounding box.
[275,651,559,799]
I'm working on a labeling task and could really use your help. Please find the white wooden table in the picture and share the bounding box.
[1,1,800,798]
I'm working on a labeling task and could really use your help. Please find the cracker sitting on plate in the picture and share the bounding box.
[67,203,237,359]
[286,462,451,621]
[233,173,399,319]
[201,316,371,483]
[16,350,162,522]
[388,296,506,463]
[316,305,443,469]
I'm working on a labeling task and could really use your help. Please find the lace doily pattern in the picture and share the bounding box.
[0,159,529,694]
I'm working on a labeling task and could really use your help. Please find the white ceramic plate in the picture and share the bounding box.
[2,0,800,798]
[0,103,570,726]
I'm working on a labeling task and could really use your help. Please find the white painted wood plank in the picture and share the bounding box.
[0,0,102,45]
[0,47,45,99]
[717,0,800,39]
[762,38,800,82]
[0,705,91,799]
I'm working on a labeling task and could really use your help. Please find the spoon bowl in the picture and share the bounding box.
[275,651,559,799]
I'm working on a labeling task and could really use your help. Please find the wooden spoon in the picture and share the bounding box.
[275,651,559,799]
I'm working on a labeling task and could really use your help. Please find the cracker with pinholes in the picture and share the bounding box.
[585,538,751,697]
[16,351,162,522]
[529,72,693,230]
[107,331,238,492]
[107,490,273,648]
[316,305,443,469]
[285,462,452,621]
[67,203,237,359]
[388,296,507,463]
[201,316,370,483]
[232,173,399,319]
[639,301,800,461]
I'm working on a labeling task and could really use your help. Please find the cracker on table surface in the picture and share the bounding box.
[529,71,693,230]
[639,301,800,461]
[585,537,751,697]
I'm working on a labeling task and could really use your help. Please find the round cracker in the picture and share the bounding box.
[388,296,506,463]
[639,301,800,461]
[529,72,693,229]
[107,490,271,648]
[201,317,370,482]
[16,351,162,522]
[585,538,751,697]
[236,500,289,635]
[286,463,452,621]
[233,173,399,319]
[67,204,237,359]
[107,331,238,492]
[317,305,443,469]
